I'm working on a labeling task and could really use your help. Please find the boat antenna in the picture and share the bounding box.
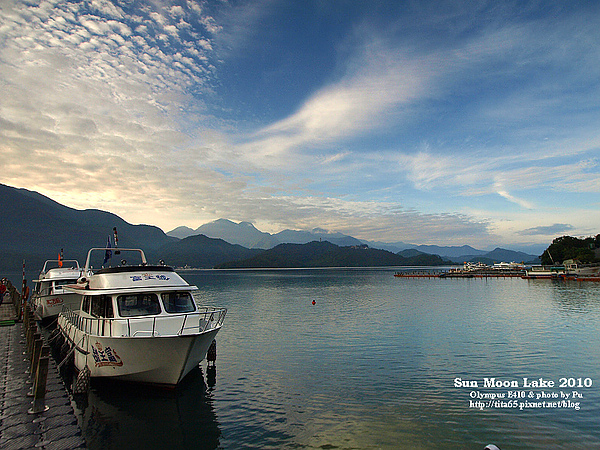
[547,250,555,264]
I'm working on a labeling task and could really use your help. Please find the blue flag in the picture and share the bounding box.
[103,236,112,265]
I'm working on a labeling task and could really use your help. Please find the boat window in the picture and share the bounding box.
[161,292,196,313]
[91,295,114,318]
[40,281,52,295]
[117,293,161,317]
[55,279,78,287]
[82,296,91,314]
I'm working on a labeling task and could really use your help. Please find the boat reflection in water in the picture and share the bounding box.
[73,366,221,450]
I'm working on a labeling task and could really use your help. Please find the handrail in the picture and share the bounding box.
[84,248,147,272]
[41,259,81,273]
[59,307,227,338]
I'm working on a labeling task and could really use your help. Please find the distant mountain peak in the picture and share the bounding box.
[192,218,277,249]
[167,225,195,239]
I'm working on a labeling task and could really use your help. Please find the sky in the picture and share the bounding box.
[1,0,599,251]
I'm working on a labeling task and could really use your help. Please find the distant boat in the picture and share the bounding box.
[57,247,226,386]
[562,260,600,280]
[522,265,565,279]
[31,259,84,322]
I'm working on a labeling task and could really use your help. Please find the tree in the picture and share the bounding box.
[540,234,599,265]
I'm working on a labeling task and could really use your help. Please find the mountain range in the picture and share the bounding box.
[216,241,450,269]
[0,184,176,273]
[167,218,541,263]
[0,183,540,277]
[169,219,363,248]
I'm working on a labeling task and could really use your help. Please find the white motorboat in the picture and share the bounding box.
[563,260,600,280]
[32,259,84,321]
[522,265,565,279]
[57,247,226,386]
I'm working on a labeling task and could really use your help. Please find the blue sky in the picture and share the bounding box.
[1,0,599,250]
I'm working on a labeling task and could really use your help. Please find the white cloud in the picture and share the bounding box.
[89,0,124,19]
[249,48,433,158]
[495,188,534,210]
[0,0,222,226]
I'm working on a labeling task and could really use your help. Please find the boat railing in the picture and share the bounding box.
[59,307,227,338]
[41,259,81,273]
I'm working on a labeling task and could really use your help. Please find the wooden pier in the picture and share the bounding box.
[0,280,86,449]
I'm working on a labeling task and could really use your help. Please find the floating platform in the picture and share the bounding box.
[394,270,525,278]
[393,271,444,278]
[0,319,86,449]
[395,271,600,281]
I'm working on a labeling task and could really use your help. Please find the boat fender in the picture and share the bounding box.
[73,365,91,395]
[207,340,217,366]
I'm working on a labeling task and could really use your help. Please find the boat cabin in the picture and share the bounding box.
[33,260,82,298]
[79,289,197,320]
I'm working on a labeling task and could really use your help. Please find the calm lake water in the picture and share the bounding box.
[65,268,600,449]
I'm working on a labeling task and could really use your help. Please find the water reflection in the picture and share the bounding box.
[549,280,600,314]
[73,366,221,450]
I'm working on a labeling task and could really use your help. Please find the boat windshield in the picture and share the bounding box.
[91,295,114,318]
[36,281,51,296]
[55,279,79,287]
[161,292,196,313]
[117,293,161,317]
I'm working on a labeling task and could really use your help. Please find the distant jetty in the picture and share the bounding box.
[395,262,526,278]
[395,260,600,281]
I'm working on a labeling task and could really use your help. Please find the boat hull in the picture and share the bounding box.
[59,320,221,385]
[33,292,81,321]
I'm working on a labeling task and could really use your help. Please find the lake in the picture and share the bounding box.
[68,267,600,449]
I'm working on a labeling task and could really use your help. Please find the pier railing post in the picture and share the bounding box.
[22,304,32,339]
[30,337,43,378]
[25,322,36,356]
[22,302,29,328]
[28,355,50,414]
